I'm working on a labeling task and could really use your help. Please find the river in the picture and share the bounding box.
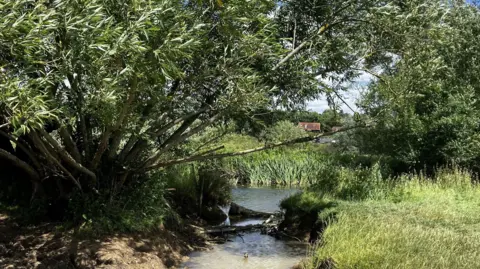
[182,187,307,269]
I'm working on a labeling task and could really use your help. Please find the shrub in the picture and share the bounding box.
[68,172,170,235]
[262,120,308,143]
[165,162,232,217]
[281,192,334,214]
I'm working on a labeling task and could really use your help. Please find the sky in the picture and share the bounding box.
[306,72,373,114]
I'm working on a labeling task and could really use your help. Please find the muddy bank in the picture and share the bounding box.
[279,209,324,242]
[0,214,208,269]
[279,202,338,269]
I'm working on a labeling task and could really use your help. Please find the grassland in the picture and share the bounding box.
[286,168,480,269]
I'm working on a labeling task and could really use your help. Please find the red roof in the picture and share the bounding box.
[298,122,321,131]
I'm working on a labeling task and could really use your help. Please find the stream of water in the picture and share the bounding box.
[182,187,306,269]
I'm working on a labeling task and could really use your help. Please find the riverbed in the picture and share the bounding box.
[182,187,307,269]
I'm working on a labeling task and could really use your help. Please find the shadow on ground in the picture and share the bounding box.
[0,214,206,269]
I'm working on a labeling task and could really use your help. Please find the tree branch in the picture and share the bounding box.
[58,126,82,162]
[158,116,199,148]
[68,73,91,162]
[90,77,137,170]
[329,1,356,22]
[198,145,225,156]
[273,6,372,72]
[31,132,82,191]
[107,130,123,159]
[119,109,209,167]
[193,130,228,154]
[0,148,40,181]
[153,108,208,137]
[119,135,140,162]
[292,17,297,50]
[273,23,330,71]
[145,125,365,171]
[0,129,42,171]
[143,114,220,169]
[39,129,96,181]
[79,112,91,162]
[352,67,385,82]
[168,113,220,150]
[116,103,159,162]
[123,139,148,164]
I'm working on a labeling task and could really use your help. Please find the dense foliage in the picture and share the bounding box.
[0,0,322,214]
[0,0,399,216]
[354,1,480,172]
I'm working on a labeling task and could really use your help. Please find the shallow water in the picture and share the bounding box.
[231,187,300,213]
[183,187,306,269]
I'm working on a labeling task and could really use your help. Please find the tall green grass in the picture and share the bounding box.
[221,147,390,187]
[227,151,322,186]
[210,133,395,187]
[295,167,480,269]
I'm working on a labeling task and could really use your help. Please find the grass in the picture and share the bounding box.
[228,151,323,186]
[292,167,480,269]
[197,133,392,187]
[220,141,386,187]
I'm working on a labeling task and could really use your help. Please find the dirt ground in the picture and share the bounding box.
[0,214,208,269]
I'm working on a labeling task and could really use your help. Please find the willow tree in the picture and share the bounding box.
[0,0,323,203]
[0,0,423,205]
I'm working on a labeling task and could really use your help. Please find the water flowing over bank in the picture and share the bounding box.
[219,204,231,226]
[182,187,306,269]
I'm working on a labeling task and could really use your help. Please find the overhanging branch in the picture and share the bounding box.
[142,113,220,169]
[273,23,329,71]
[0,148,40,181]
[145,124,365,171]
[0,129,42,171]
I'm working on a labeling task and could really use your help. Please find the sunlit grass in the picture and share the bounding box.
[298,167,480,269]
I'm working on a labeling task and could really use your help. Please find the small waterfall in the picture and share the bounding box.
[219,204,231,226]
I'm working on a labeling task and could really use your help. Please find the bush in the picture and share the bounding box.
[68,172,170,235]
[281,192,334,214]
[262,120,308,143]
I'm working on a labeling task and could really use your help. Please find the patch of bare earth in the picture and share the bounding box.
[0,214,207,269]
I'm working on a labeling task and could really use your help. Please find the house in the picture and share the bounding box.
[298,122,321,132]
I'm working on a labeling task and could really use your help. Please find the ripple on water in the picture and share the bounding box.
[183,233,307,269]
[183,187,306,269]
